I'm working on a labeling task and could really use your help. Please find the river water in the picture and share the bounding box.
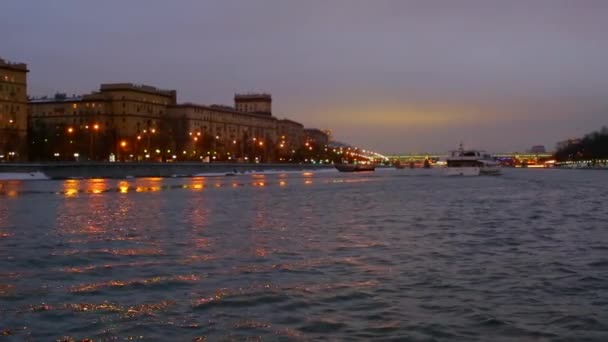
[1,169,607,341]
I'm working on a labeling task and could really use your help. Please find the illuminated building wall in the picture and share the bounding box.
[29,82,320,162]
[28,83,176,160]
[167,103,291,162]
[304,128,329,147]
[0,57,28,161]
[277,119,305,151]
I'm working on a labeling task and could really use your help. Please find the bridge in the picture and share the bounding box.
[385,152,552,158]
[380,152,554,163]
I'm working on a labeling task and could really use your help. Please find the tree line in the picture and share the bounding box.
[554,126,608,161]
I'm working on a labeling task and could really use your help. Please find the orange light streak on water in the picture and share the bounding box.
[118,180,130,193]
[63,179,80,197]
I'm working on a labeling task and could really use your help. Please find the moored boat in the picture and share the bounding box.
[335,163,376,172]
[394,161,406,169]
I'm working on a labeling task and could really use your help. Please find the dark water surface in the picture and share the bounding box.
[1,169,607,341]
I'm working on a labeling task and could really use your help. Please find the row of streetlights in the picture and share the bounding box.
[54,126,309,162]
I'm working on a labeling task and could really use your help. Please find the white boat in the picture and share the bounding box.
[0,172,49,180]
[444,144,501,176]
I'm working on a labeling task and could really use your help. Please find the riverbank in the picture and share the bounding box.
[0,162,334,180]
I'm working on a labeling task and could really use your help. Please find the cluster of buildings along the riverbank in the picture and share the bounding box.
[1,57,330,162]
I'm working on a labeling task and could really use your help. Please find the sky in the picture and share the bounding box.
[2,0,607,153]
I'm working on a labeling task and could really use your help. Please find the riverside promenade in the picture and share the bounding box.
[0,162,334,180]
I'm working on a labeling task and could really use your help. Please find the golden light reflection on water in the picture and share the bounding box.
[134,177,164,192]
[193,237,211,248]
[60,261,163,274]
[25,300,175,318]
[87,178,108,194]
[82,225,105,235]
[0,284,15,296]
[192,280,378,309]
[71,274,200,293]
[118,180,130,193]
[189,177,205,191]
[255,247,269,257]
[53,248,163,257]
[181,254,216,265]
[63,179,80,197]
[0,180,21,198]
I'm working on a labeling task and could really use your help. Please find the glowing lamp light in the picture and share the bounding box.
[120,141,127,148]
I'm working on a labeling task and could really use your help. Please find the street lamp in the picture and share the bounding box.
[64,127,74,161]
[120,140,127,162]
[89,123,99,161]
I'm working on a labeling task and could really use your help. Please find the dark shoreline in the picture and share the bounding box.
[0,162,334,180]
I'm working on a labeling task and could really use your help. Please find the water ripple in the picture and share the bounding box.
[1,169,608,340]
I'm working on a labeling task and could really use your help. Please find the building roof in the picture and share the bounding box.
[234,93,272,101]
[100,83,176,97]
[29,95,84,104]
[171,102,278,121]
[278,118,304,127]
[28,91,109,104]
[0,58,28,72]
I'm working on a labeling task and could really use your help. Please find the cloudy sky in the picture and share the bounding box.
[2,0,607,153]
